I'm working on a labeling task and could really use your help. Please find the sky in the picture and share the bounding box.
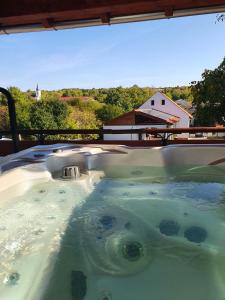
[0,13,225,91]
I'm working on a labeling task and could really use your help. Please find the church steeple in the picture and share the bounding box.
[35,84,41,101]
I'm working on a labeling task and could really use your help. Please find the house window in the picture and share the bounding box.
[161,99,165,105]
[151,100,155,106]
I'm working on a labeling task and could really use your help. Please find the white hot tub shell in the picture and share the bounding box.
[0,144,225,300]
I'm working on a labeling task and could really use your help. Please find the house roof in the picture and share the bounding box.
[0,0,225,34]
[138,108,180,123]
[105,109,176,126]
[160,92,193,118]
[176,99,192,109]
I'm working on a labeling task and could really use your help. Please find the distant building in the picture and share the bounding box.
[35,84,41,101]
[103,92,193,141]
[175,99,195,117]
[139,92,192,128]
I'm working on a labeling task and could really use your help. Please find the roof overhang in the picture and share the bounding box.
[0,0,225,34]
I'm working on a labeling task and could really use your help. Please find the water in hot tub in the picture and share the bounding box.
[1,166,225,300]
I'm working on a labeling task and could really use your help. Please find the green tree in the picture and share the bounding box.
[30,100,70,129]
[68,108,101,140]
[4,87,33,129]
[8,86,31,104]
[16,102,32,129]
[0,107,9,130]
[96,104,124,122]
[192,58,225,126]
[68,98,103,112]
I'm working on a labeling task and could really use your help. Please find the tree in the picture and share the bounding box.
[68,108,101,140]
[16,102,32,129]
[0,107,9,130]
[192,58,225,126]
[163,86,193,102]
[96,104,124,122]
[8,86,30,104]
[30,100,70,129]
[68,98,103,111]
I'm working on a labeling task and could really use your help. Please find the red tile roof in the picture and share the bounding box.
[105,109,176,126]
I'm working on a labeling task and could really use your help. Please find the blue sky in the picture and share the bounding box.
[0,13,224,91]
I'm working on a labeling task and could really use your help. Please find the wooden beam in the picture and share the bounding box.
[41,18,54,28]
[100,13,111,24]
[0,0,225,28]
[165,6,174,17]
[1,127,225,137]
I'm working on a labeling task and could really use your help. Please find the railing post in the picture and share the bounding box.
[99,129,103,140]
[37,133,45,145]
[138,133,142,141]
[0,87,19,153]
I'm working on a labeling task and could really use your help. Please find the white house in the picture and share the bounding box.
[103,92,193,141]
[139,92,192,128]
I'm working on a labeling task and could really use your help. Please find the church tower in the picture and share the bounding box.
[35,84,41,101]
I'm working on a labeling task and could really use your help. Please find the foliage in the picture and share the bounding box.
[8,86,32,104]
[68,108,101,140]
[16,102,32,129]
[103,85,154,111]
[68,98,103,111]
[0,84,196,141]
[0,107,9,130]
[96,104,124,122]
[216,14,225,23]
[163,86,193,102]
[30,100,70,129]
[70,108,101,129]
[192,58,225,126]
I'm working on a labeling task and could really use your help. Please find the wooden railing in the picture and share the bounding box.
[1,88,225,153]
[0,126,225,143]
[1,126,225,136]
[0,127,225,156]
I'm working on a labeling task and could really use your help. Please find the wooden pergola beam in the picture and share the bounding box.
[0,0,225,32]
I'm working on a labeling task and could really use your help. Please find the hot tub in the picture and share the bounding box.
[0,144,225,300]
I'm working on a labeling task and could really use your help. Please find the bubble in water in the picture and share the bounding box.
[33,229,45,236]
[17,213,24,218]
[47,216,56,220]
[122,192,130,196]
[149,191,157,196]
[59,190,66,194]
[34,198,41,202]
[59,199,66,202]
[130,170,143,176]
[39,189,46,194]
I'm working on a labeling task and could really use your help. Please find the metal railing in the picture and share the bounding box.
[0,87,19,152]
